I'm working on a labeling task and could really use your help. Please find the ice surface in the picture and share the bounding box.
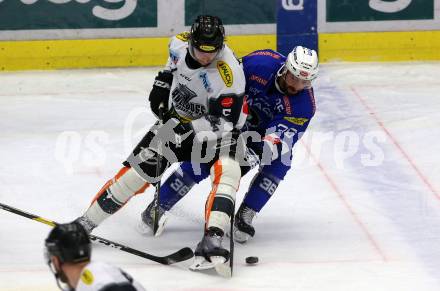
[0,62,439,290]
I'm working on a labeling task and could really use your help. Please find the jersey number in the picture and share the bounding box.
[170,178,191,196]
[259,177,277,196]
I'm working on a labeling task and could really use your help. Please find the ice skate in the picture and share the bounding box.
[138,201,168,236]
[74,215,97,234]
[234,204,256,243]
[190,227,229,271]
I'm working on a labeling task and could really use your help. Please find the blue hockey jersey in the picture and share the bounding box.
[158,49,317,212]
[241,49,316,179]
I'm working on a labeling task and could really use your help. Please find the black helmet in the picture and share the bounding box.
[190,15,225,53]
[45,222,91,264]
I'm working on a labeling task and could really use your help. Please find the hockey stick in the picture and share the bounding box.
[152,104,165,235]
[230,202,235,275]
[213,201,234,278]
[0,202,193,265]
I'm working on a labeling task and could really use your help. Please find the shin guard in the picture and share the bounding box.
[83,166,149,226]
[205,158,241,233]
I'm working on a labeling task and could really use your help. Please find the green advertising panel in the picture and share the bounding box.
[327,0,433,22]
[0,0,157,30]
[185,0,275,25]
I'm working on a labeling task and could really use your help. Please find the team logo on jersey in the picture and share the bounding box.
[171,84,206,118]
[221,97,234,108]
[284,116,309,126]
[216,61,233,87]
[81,269,94,285]
[248,86,262,96]
[179,73,191,82]
[249,74,268,86]
[170,50,179,65]
[199,72,213,93]
[175,31,190,42]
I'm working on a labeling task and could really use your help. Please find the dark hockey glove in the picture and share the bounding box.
[173,120,194,137]
[169,119,195,147]
[149,70,173,120]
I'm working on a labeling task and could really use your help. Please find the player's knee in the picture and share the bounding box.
[211,157,241,191]
[88,166,149,224]
[125,147,168,184]
[109,167,149,203]
[180,162,209,184]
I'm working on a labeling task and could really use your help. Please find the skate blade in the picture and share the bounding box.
[210,256,226,265]
[153,215,168,237]
[136,220,153,235]
[215,262,232,278]
[234,229,250,244]
[190,256,231,277]
[189,256,226,270]
[210,256,231,278]
[189,256,215,270]
[135,215,168,237]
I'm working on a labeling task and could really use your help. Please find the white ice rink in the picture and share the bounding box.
[1,62,439,291]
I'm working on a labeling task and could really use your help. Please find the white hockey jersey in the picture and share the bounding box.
[165,32,247,139]
[76,261,146,291]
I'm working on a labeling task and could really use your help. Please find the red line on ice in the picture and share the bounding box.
[350,86,440,200]
[301,140,388,262]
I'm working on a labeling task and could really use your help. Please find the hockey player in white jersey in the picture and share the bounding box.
[75,15,247,267]
[45,222,146,291]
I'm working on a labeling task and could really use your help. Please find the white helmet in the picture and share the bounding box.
[286,46,319,81]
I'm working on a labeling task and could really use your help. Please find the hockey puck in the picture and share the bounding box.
[245,256,259,265]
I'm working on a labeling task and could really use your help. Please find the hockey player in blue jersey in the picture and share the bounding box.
[141,46,319,243]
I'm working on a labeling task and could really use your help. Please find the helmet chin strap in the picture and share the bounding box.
[187,44,198,62]
[186,47,204,69]
[275,65,288,94]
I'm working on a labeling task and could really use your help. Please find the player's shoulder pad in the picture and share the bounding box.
[244,49,285,70]
[169,31,190,48]
[306,87,317,116]
[78,262,119,290]
[168,32,190,63]
[282,88,316,126]
[246,49,284,60]
[80,267,95,287]
[292,87,316,118]
[175,31,190,42]
[243,50,285,90]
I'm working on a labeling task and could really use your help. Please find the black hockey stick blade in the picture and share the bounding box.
[89,235,193,265]
[0,202,194,265]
